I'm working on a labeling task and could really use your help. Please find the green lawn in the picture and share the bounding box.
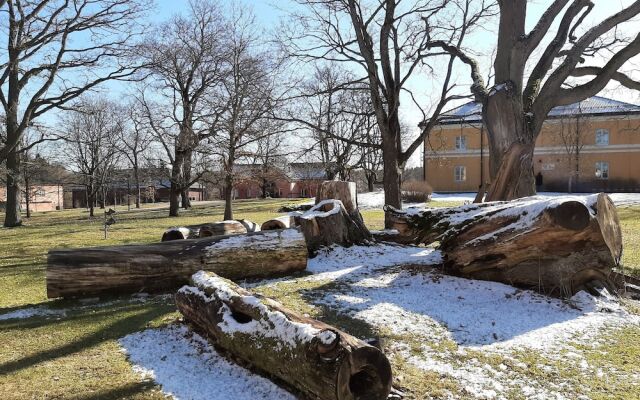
[0,199,639,399]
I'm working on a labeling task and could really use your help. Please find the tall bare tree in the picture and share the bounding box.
[0,0,149,226]
[446,1,640,200]
[138,0,226,216]
[64,97,122,218]
[284,0,495,225]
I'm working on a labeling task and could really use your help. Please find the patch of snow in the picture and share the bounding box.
[317,329,337,345]
[0,306,66,321]
[164,227,190,239]
[301,199,344,219]
[119,325,296,400]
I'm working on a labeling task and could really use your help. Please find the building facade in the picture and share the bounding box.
[232,163,328,199]
[0,184,64,212]
[424,96,640,193]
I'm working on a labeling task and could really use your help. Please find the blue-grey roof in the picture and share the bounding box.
[437,96,640,125]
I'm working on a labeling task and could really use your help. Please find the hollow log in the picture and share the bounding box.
[47,229,307,298]
[161,219,258,241]
[386,194,622,296]
[261,215,297,231]
[175,271,392,400]
[299,200,371,256]
[316,181,358,212]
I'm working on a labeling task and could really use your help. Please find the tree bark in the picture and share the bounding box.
[316,181,358,212]
[47,229,307,298]
[223,172,234,220]
[161,220,259,241]
[382,134,402,228]
[4,147,22,227]
[385,194,622,296]
[299,199,371,256]
[261,215,297,231]
[175,271,392,400]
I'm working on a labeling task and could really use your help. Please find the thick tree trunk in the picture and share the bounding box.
[161,219,259,241]
[385,194,622,296]
[4,147,22,227]
[133,167,141,209]
[47,229,307,298]
[223,173,234,220]
[316,180,358,212]
[381,133,402,228]
[176,271,392,400]
[299,199,371,256]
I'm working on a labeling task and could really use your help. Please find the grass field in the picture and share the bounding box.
[0,199,639,399]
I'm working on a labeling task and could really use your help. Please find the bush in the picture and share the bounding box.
[401,180,433,202]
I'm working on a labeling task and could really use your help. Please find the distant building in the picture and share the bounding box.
[424,96,640,193]
[232,163,330,199]
[0,184,64,212]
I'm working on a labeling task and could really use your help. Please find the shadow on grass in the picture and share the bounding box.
[0,300,175,375]
[70,381,157,400]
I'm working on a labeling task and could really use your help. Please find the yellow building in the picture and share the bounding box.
[424,96,640,193]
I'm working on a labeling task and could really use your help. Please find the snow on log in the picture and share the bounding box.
[386,194,622,296]
[261,215,297,231]
[316,181,358,212]
[299,200,371,256]
[161,219,258,241]
[47,229,307,298]
[175,271,392,400]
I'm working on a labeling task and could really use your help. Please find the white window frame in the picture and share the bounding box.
[455,135,467,151]
[595,161,609,180]
[454,166,466,182]
[595,129,609,146]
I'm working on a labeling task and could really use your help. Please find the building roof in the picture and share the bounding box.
[436,96,640,125]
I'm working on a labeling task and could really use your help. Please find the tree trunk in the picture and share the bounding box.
[169,149,184,217]
[385,194,622,297]
[299,199,371,256]
[47,229,307,298]
[223,172,234,220]
[133,166,141,209]
[4,147,22,227]
[161,219,258,241]
[175,271,392,400]
[381,132,402,228]
[366,172,375,192]
[316,181,358,212]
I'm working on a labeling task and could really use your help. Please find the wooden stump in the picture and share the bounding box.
[386,194,622,296]
[47,229,307,298]
[299,200,371,256]
[161,219,258,241]
[176,271,392,400]
[316,181,358,212]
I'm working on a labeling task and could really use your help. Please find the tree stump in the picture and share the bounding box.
[386,194,622,296]
[299,200,371,256]
[175,271,392,400]
[47,229,307,298]
[316,181,358,212]
[161,219,258,241]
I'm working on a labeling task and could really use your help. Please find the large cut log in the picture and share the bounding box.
[386,194,622,296]
[261,215,297,231]
[316,181,358,212]
[161,219,259,241]
[299,199,371,256]
[176,271,392,400]
[47,229,307,298]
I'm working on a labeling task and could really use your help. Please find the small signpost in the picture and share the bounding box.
[104,208,117,239]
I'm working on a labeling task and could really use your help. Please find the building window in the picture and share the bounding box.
[455,135,467,151]
[35,189,46,197]
[595,162,609,179]
[595,129,609,146]
[301,187,308,197]
[454,166,466,182]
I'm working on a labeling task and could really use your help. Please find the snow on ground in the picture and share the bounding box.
[253,245,640,399]
[119,324,296,400]
[0,306,66,321]
[357,189,640,209]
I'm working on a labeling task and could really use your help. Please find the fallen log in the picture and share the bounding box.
[176,271,392,400]
[47,229,307,298]
[299,199,371,256]
[386,194,622,296]
[261,215,297,231]
[161,219,258,241]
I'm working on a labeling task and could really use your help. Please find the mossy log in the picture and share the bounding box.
[47,229,306,298]
[175,271,392,400]
[299,200,371,256]
[161,219,258,241]
[386,194,622,296]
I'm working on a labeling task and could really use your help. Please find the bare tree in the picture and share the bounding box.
[0,0,150,226]
[205,7,283,220]
[116,102,153,208]
[446,1,640,200]
[283,0,495,226]
[64,97,122,218]
[137,0,226,216]
[247,130,289,198]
